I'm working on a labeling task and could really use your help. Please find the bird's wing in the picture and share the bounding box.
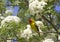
[34,23,39,32]
[34,23,40,36]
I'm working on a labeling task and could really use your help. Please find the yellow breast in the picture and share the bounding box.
[30,23,38,32]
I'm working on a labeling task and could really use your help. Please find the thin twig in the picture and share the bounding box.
[42,15,58,32]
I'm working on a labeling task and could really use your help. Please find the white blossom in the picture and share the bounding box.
[29,0,47,15]
[43,38,54,42]
[29,0,37,3]
[7,40,12,42]
[21,25,32,39]
[35,21,44,27]
[58,35,60,40]
[1,16,21,27]
[35,21,44,32]
[0,16,5,20]
[5,10,13,14]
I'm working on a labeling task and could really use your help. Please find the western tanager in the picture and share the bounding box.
[29,18,40,36]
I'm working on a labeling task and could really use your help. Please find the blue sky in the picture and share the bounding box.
[6,6,19,16]
[5,0,19,16]
[54,5,60,13]
[12,6,19,16]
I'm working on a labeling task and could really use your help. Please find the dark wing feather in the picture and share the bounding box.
[34,23,40,36]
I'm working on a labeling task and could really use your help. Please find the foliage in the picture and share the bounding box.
[0,0,6,14]
[0,0,60,42]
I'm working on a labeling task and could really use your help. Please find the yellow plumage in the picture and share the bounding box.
[29,18,40,36]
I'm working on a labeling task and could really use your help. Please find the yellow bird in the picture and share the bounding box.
[28,18,40,36]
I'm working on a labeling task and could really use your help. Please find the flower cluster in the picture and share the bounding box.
[35,21,44,32]
[29,0,36,3]
[7,40,11,42]
[43,38,54,42]
[21,25,32,39]
[1,16,21,27]
[58,35,60,40]
[29,0,47,15]
[5,10,13,14]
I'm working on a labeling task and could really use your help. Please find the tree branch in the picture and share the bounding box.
[42,15,58,32]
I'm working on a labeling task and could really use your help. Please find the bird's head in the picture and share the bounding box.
[29,18,35,24]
